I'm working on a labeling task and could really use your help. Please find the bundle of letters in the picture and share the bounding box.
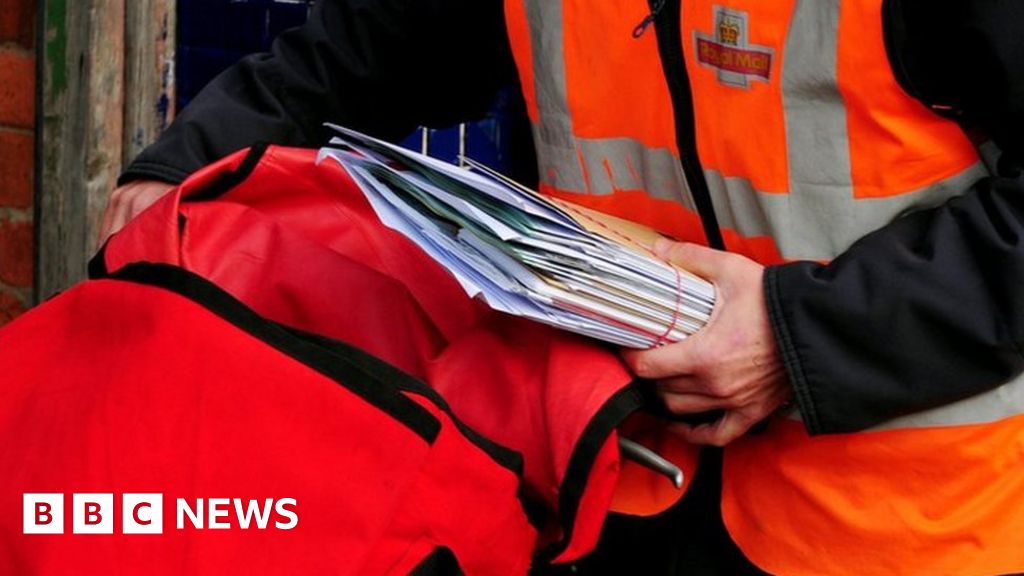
[319,125,716,348]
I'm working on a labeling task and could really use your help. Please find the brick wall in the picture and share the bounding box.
[0,0,35,325]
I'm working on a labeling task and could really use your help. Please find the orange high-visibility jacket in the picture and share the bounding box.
[506,1,1024,575]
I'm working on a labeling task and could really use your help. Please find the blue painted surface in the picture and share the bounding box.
[177,0,310,109]
[176,0,523,174]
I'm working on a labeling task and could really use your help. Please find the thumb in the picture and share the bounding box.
[654,239,722,280]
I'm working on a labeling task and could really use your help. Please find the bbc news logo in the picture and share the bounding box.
[24,494,298,534]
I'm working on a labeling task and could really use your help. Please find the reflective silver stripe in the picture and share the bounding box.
[575,137,696,210]
[781,0,853,199]
[536,131,697,211]
[879,373,1024,430]
[787,372,1024,430]
[524,0,587,193]
[978,140,1003,175]
[699,0,857,257]
[707,161,990,260]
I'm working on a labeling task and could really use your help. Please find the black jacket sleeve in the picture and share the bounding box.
[768,0,1024,435]
[121,0,515,185]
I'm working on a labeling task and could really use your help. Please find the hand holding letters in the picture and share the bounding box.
[320,126,717,348]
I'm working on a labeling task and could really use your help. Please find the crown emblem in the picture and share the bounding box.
[718,18,740,45]
[696,7,774,88]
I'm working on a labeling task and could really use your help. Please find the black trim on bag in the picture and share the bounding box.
[87,237,111,279]
[537,385,646,564]
[188,142,271,202]
[409,547,463,576]
[279,325,525,475]
[270,325,547,530]
[102,261,443,444]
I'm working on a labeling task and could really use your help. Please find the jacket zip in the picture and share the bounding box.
[633,0,666,38]
[645,0,726,250]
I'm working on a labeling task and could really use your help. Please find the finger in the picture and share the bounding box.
[99,198,131,244]
[653,240,727,280]
[654,375,704,395]
[660,391,723,414]
[99,182,174,242]
[98,208,115,243]
[620,337,705,379]
[671,411,753,447]
[98,189,124,242]
[126,186,165,221]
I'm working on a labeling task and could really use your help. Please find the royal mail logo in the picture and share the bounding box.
[694,6,774,88]
[23,493,298,534]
